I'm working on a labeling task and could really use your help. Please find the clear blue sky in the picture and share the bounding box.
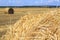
[0,0,60,6]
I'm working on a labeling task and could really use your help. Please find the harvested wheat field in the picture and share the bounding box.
[0,8,60,40]
[1,11,60,40]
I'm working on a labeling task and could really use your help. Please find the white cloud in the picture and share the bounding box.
[55,0,60,2]
[34,0,45,4]
[47,0,60,2]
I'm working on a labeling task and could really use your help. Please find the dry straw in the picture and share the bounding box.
[1,13,60,40]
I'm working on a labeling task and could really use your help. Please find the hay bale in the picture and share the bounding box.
[4,8,9,14]
[4,8,14,14]
[8,8,14,14]
[1,13,60,40]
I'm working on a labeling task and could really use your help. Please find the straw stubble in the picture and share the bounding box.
[2,13,60,40]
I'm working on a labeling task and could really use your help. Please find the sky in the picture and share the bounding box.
[0,0,60,6]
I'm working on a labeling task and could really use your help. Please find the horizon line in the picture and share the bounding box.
[0,6,60,8]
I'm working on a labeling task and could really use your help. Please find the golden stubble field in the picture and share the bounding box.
[0,7,60,40]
